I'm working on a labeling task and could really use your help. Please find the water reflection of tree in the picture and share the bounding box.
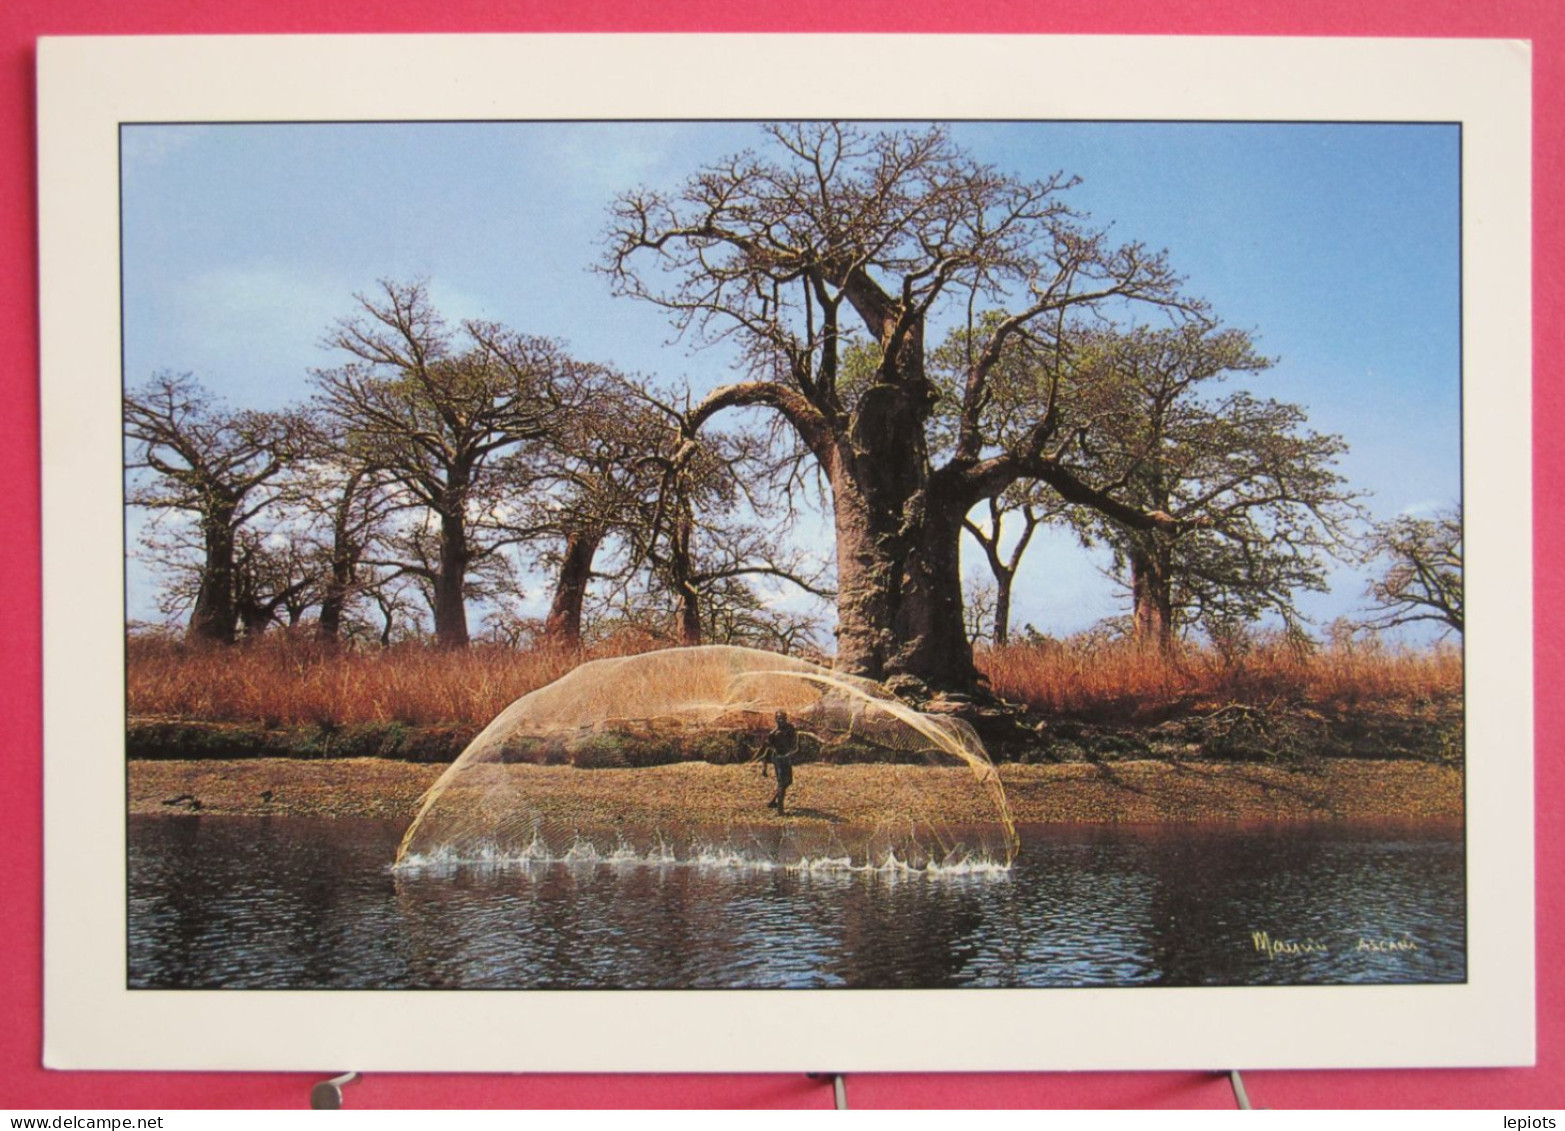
[829,877,989,988]
[1003,830,1158,987]
[1134,824,1312,987]
[129,817,213,987]
[131,817,365,989]
[395,866,591,989]
[1136,823,1462,987]
[395,864,752,989]
[136,818,1465,991]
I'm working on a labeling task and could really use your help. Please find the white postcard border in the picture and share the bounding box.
[38,33,1534,1071]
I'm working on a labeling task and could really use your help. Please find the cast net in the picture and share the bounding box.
[394,645,1017,873]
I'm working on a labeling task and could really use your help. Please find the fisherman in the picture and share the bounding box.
[760,709,799,814]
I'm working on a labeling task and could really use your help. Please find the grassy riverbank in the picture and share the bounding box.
[130,758,1463,826]
[126,634,1463,766]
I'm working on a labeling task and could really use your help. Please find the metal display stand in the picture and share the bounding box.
[309,1072,358,1109]
[308,1069,1256,1109]
[808,1073,849,1109]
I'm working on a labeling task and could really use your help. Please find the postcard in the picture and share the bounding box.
[38,34,1532,1071]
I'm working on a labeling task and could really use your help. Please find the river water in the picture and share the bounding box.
[128,815,1464,990]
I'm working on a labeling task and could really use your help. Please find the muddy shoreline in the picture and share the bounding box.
[129,757,1463,826]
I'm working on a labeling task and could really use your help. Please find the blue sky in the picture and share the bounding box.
[120,120,1461,640]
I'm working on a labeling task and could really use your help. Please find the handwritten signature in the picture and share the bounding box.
[1251,930,1421,961]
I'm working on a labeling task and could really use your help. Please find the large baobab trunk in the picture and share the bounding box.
[823,383,978,686]
[428,468,474,649]
[544,527,602,646]
[189,506,239,645]
[828,481,897,677]
[837,511,979,693]
[1130,542,1176,655]
[432,509,471,649]
[893,497,980,690]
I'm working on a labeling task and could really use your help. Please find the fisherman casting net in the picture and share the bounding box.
[396,645,1017,873]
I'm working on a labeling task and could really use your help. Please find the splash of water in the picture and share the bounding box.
[395,645,1018,870]
[393,836,1013,878]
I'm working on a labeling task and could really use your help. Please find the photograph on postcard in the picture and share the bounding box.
[119,117,1466,992]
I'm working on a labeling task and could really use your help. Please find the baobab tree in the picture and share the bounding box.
[124,372,308,644]
[251,408,408,645]
[1065,325,1360,653]
[514,371,674,647]
[312,281,598,648]
[605,122,1200,690]
[1364,505,1463,635]
[308,459,397,643]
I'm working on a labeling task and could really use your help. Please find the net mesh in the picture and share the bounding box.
[395,645,1018,873]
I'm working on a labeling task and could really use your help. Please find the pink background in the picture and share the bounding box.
[2,0,1559,1110]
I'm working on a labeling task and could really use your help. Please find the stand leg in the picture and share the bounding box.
[1228,1069,1252,1110]
[807,1073,848,1109]
[310,1071,359,1109]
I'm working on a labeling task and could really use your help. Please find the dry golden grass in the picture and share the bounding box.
[125,632,664,727]
[976,637,1462,721]
[127,632,1461,729]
